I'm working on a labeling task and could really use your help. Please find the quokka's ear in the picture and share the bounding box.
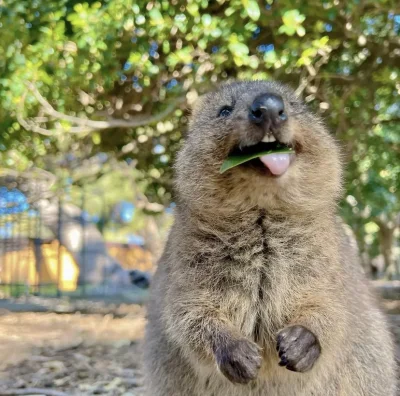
[189,94,205,113]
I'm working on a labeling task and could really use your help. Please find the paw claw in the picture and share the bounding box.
[276,325,321,373]
[279,355,288,366]
[215,338,262,384]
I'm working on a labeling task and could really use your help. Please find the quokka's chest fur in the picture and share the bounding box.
[180,211,329,345]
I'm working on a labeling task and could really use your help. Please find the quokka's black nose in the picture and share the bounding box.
[249,93,287,127]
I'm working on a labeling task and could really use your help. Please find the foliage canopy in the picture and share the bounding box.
[0,0,399,272]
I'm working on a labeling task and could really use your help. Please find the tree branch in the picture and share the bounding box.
[17,93,54,136]
[24,82,186,134]
[319,74,355,82]
[373,117,400,125]
[295,51,331,98]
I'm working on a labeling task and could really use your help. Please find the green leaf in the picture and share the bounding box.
[201,14,212,27]
[278,25,296,36]
[219,146,294,173]
[225,7,236,17]
[242,0,260,21]
[282,10,306,29]
[136,15,146,25]
[149,9,164,24]
[296,26,306,37]
[228,42,249,56]
[186,3,199,17]
[92,132,101,145]
[148,64,159,74]
[210,28,222,38]
[264,50,278,65]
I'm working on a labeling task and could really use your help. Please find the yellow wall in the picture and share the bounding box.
[0,241,154,291]
[0,240,79,291]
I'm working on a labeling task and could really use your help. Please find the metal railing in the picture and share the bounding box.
[0,188,152,303]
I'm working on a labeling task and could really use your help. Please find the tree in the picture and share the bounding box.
[1,0,399,275]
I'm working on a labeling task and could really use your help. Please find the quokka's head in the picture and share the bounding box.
[175,80,343,216]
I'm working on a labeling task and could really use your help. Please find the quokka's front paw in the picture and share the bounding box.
[276,325,321,373]
[214,338,262,384]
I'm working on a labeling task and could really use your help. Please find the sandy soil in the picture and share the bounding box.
[0,310,146,396]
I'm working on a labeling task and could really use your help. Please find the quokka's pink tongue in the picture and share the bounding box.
[260,153,291,176]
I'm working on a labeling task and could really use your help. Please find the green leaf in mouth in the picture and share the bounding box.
[219,145,294,174]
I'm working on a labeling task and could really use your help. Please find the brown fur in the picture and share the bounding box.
[143,80,397,395]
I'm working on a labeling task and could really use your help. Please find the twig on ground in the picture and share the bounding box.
[0,388,69,396]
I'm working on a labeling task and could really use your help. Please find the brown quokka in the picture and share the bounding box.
[143,80,397,396]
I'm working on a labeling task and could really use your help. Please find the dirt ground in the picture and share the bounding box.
[0,308,146,396]
[0,301,399,396]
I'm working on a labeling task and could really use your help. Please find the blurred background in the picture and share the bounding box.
[0,0,399,394]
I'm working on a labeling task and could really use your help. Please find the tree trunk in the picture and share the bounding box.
[378,223,397,280]
[142,216,163,262]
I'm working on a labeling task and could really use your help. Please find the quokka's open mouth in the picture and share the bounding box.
[220,138,294,176]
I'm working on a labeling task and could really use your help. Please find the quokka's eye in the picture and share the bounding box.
[218,106,233,118]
